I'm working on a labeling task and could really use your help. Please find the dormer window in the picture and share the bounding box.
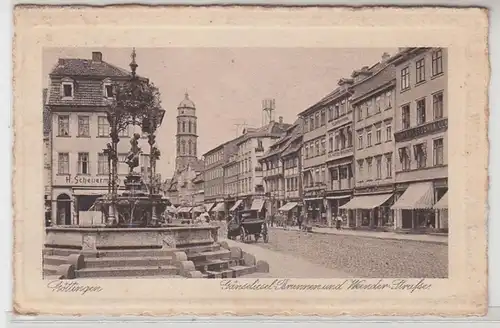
[61,78,74,99]
[103,78,113,98]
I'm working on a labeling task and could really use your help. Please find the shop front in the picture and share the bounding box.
[325,193,351,226]
[250,198,267,219]
[211,201,227,220]
[433,190,448,232]
[177,206,193,220]
[229,199,243,213]
[392,181,436,231]
[339,193,393,229]
[278,201,300,220]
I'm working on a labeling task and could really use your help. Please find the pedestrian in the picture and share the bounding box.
[335,213,342,230]
[297,212,303,231]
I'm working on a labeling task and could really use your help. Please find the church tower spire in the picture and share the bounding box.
[175,92,198,172]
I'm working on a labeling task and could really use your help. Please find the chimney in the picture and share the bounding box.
[381,52,390,62]
[58,58,64,65]
[92,51,103,62]
[278,116,283,124]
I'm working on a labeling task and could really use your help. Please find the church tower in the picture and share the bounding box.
[175,93,198,172]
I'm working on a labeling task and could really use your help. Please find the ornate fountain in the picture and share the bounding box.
[94,48,170,228]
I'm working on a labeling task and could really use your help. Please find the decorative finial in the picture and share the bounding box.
[130,47,138,78]
[185,91,189,99]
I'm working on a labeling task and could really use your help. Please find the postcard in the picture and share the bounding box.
[13,6,488,316]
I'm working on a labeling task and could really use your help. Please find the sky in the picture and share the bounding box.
[43,47,396,178]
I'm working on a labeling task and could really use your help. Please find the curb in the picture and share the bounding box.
[271,227,448,245]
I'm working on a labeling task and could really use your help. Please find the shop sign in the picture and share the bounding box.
[55,175,121,186]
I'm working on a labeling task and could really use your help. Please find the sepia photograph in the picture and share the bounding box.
[12,6,488,316]
[42,46,448,280]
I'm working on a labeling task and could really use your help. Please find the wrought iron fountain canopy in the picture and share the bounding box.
[96,48,170,228]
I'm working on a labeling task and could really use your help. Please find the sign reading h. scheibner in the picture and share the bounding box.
[54,175,121,186]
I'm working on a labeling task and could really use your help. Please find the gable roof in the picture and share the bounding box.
[50,58,133,78]
[237,121,292,145]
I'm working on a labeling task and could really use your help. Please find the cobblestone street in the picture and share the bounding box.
[248,228,448,278]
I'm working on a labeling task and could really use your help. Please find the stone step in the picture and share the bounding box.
[175,239,215,248]
[77,275,186,279]
[76,265,179,278]
[91,249,174,258]
[85,256,173,268]
[43,264,60,275]
[195,259,231,273]
[187,249,230,262]
[176,244,220,255]
[205,265,257,279]
[44,255,69,266]
[43,247,80,257]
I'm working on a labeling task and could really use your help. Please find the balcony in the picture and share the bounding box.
[395,118,448,143]
[327,146,353,161]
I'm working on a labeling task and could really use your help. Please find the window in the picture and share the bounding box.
[194,122,197,134]
[357,106,363,121]
[357,134,363,149]
[78,152,90,175]
[119,126,129,137]
[309,117,314,131]
[58,153,69,174]
[386,154,392,178]
[182,122,186,132]
[376,96,381,113]
[181,140,186,154]
[334,104,340,118]
[376,157,382,179]
[321,138,326,154]
[105,84,113,98]
[399,147,411,171]
[321,166,326,182]
[401,66,410,90]
[78,116,89,137]
[347,128,353,147]
[357,161,364,181]
[315,112,320,129]
[386,125,392,141]
[415,58,425,83]
[433,138,444,166]
[98,153,109,175]
[58,115,70,136]
[376,128,382,144]
[328,135,333,152]
[433,92,444,119]
[416,98,426,125]
[328,106,333,121]
[339,130,346,149]
[402,104,410,129]
[315,140,320,156]
[335,133,340,151]
[320,110,326,126]
[189,121,192,133]
[305,144,309,159]
[62,82,73,98]
[365,102,370,117]
[341,100,346,115]
[97,117,110,137]
[188,140,192,155]
[432,49,443,76]
[385,91,392,108]
[414,143,427,169]
[366,158,372,179]
[367,131,372,147]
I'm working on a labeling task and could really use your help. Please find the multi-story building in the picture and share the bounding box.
[203,144,225,213]
[47,51,152,226]
[260,117,304,218]
[323,78,354,222]
[390,47,448,231]
[340,52,397,229]
[222,139,241,216]
[234,118,291,214]
[43,88,52,225]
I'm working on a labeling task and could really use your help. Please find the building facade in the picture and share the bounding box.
[260,118,304,218]
[43,88,52,225]
[390,47,448,231]
[47,51,152,226]
[340,53,397,229]
[234,119,291,214]
[222,139,241,216]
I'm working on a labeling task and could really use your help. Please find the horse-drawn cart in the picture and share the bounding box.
[228,210,269,243]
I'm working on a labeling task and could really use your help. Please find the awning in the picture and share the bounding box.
[193,205,205,213]
[278,202,298,212]
[177,207,192,213]
[229,200,243,212]
[304,197,323,201]
[391,182,435,210]
[212,202,226,212]
[326,195,351,200]
[204,203,215,212]
[340,194,392,210]
[251,199,266,212]
[433,192,448,209]
[73,189,107,196]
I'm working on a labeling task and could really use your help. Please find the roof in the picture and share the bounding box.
[237,121,292,145]
[260,119,303,160]
[192,172,204,184]
[350,61,396,104]
[50,58,133,78]
[178,93,196,109]
[298,85,352,117]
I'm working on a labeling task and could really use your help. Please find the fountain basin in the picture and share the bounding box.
[45,225,219,254]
